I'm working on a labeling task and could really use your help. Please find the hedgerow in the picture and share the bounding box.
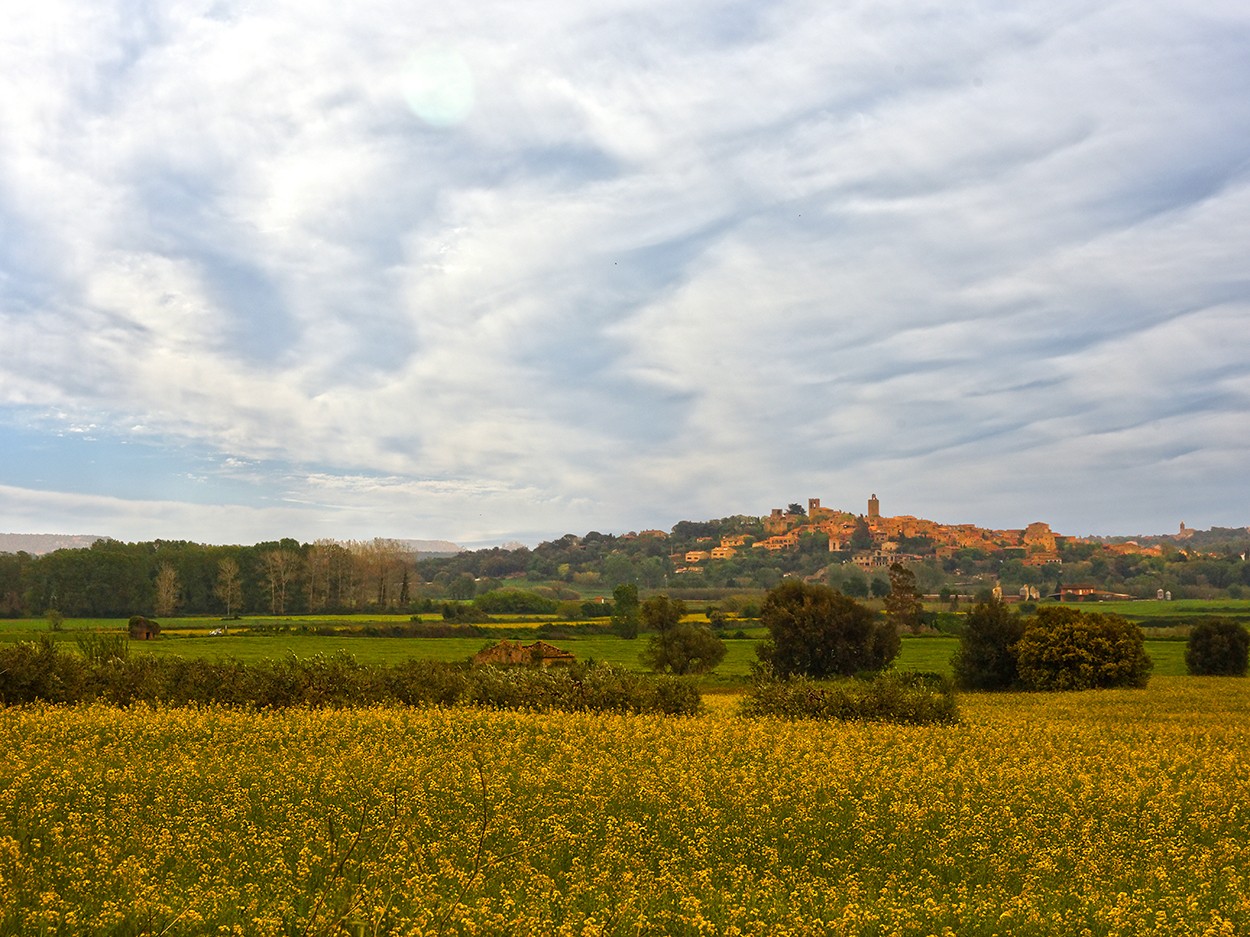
[740,671,959,724]
[0,638,700,715]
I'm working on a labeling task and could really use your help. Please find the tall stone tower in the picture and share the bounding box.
[868,493,880,519]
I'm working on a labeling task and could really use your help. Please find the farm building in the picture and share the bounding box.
[128,616,161,640]
[472,640,575,668]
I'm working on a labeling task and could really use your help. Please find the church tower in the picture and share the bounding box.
[868,493,880,519]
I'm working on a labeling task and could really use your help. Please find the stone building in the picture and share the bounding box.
[472,640,575,668]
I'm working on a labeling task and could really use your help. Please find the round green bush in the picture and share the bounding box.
[1014,607,1151,691]
[756,580,899,678]
[1185,618,1250,676]
[952,601,1024,690]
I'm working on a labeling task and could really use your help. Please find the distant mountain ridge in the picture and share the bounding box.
[394,539,465,556]
[0,533,465,556]
[0,533,107,555]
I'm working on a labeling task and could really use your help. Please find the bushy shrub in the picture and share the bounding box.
[952,601,1025,690]
[1185,618,1250,676]
[365,621,489,638]
[466,662,700,715]
[740,671,958,724]
[442,603,493,623]
[473,589,560,615]
[91,653,168,706]
[386,660,471,706]
[640,595,726,675]
[756,580,898,678]
[0,638,87,704]
[1014,607,1151,691]
[0,643,701,715]
[74,632,130,664]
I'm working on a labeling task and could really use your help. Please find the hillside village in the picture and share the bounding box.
[664,494,1173,581]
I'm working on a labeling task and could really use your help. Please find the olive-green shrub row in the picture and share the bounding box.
[0,638,701,715]
[740,670,959,724]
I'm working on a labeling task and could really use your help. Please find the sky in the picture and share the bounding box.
[2,0,1249,547]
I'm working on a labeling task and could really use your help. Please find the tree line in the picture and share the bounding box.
[4,514,1250,620]
[0,538,418,618]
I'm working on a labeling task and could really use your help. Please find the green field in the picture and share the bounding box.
[0,616,1195,678]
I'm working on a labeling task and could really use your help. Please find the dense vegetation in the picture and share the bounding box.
[1185,618,1250,676]
[0,638,700,715]
[1014,608,1153,690]
[953,604,1153,691]
[637,595,727,675]
[951,601,1026,690]
[756,580,899,678]
[740,670,958,724]
[2,516,1248,621]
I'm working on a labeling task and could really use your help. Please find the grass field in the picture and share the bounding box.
[0,616,1195,678]
[1111,598,1250,619]
[2,676,1247,935]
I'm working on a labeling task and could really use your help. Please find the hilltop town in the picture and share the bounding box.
[664,493,1183,576]
[502,494,1247,604]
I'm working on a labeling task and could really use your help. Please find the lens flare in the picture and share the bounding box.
[402,45,475,127]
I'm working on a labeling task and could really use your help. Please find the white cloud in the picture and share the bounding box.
[1,0,1248,541]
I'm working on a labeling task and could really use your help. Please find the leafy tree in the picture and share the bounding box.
[951,600,1024,690]
[260,548,301,615]
[884,563,923,633]
[641,621,726,675]
[639,595,727,675]
[473,590,559,614]
[1014,607,1151,691]
[610,583,641,639]
[636,556,668,588]
[753,566,783,590]
[154,563,180,617]
[798,530,830,553]
[870,576,890,598]
[670,520,718,542]
[214,557,243,618]
[602,552,636,587]
[640,594,685,633]
[1185,618,1249,676]
[0,553,27,617]
[849,517,874,552]
[756,580,898,678]
[840,573,869,598]
[896,534,936,555]
[27,543,148,617]
[447,575,477,601]
[786,503,806,516]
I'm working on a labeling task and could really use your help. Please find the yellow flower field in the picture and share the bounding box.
[2,677,1248,936]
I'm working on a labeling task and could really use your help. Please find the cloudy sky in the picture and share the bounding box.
[2,0,1248,547]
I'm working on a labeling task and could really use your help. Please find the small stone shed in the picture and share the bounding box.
[128,616,162,640]
[472,639,575,669]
